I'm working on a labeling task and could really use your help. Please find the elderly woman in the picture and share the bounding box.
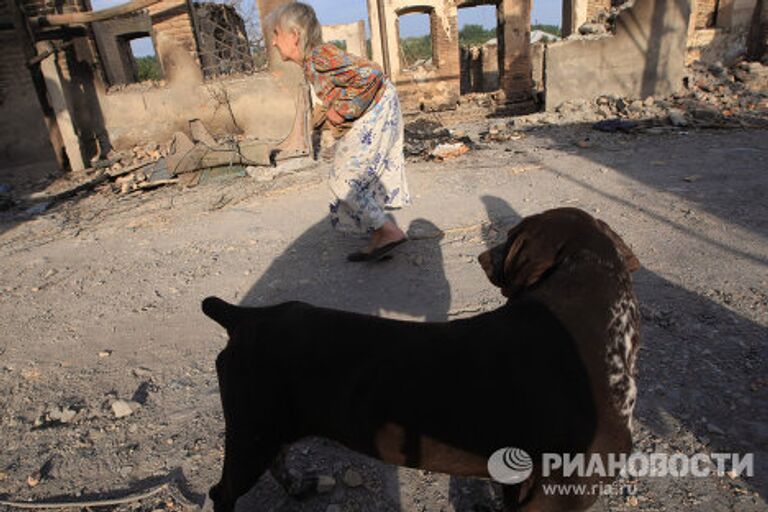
[269,2,410,261]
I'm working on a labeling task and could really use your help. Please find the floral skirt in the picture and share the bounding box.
[329,81,411,234]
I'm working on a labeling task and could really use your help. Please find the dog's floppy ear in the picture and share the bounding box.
[595,219,641,272]
[202,296,243,331]
[479,219,562,296]
[501,224,563,296]
[478,243,507,288]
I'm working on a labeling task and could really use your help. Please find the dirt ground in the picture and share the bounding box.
[0,120,766,512]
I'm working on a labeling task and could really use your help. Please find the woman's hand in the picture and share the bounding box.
[326,108,344,125]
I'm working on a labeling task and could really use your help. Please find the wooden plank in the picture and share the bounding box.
[34,0,161,26]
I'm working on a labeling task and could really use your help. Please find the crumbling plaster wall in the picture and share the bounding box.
[94,0,306,150]
[545,0,691,110]
[97,74,297,148]
[322,21,367,58]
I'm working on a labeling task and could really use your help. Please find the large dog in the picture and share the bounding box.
[203,207,641,512]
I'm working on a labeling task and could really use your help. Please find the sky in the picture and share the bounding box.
[90,0,562,57]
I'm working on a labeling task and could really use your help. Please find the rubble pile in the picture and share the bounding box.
[403,119,455,158]
[551,59,768,129]
[92,125,277,195]
[403,119,478,161]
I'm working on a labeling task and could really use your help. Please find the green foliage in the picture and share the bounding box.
[459,24,495,47]
[399,34,432,68]
[136,56,162,82]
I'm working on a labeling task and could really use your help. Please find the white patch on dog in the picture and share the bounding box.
[605,275,640,429]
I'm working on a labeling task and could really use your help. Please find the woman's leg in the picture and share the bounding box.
[328,82,409,254]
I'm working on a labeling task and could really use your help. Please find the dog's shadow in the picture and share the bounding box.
[234,199,524,512]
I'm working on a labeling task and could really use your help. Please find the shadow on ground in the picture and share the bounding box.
[240,217,451,321]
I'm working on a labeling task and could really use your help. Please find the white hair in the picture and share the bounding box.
[268,2,323,57]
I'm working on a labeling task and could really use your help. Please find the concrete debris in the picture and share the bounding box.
[133,367,153,378]
[732,61,768,93]
[668,109,689,127]
[45,406,77,424]
[316,474,336,493]
[481,122,525,142]
[26,473,40,487]
[111,399,140,418]
[342,468,364,487]
[430,142,470,161]
[245,166,281,182]
[189,118,218,147]
[578,23,607,36]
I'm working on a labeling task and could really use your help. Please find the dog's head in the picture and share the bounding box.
[478,208,640,297]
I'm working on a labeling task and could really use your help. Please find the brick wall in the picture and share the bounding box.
[587,0,612,20]
[149,0,197,55]
[696,0,719,27]
[430,8,459,72]
[0,1,57,165]
[500,0,532,101]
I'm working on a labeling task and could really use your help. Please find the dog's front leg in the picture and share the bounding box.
[211,436,280,512]
[211,351,281,512]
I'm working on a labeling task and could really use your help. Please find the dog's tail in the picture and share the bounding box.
[202,296,244,332]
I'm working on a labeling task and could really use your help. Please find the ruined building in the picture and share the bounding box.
[1,0,766,176]
[1,0,301,176]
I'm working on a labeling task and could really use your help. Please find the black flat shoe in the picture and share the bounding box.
[347,238,407,262]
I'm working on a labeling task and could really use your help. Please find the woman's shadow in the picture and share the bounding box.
[240,216,450,321]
